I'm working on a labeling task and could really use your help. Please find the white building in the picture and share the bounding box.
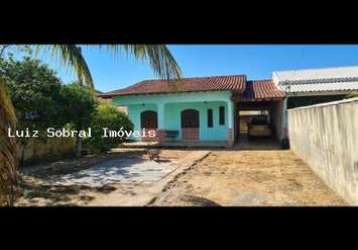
[273,66,358,145]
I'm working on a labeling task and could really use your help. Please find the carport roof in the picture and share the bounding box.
[240,80,285,101]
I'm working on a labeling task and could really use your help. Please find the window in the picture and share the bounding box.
[219,106,225,125]
[207,109,213,128]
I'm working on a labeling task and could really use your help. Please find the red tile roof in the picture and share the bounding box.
[241,80,285,101]
[98,75,247,97]
[98,76,285,101]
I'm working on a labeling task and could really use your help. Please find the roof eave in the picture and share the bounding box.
[98,88,246,98]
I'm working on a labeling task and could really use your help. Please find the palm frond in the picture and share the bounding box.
[100,45,182,80]
[33,44,181,86]
[0,77,19,206]
[34,45,94,88]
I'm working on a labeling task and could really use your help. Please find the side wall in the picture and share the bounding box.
[22,137,76,164]
[288,98,358,204]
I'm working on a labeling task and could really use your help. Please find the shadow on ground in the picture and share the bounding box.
[17,150,178,206]
[18,181,117,206]
[177,195,221,206]
[20,150,147,177]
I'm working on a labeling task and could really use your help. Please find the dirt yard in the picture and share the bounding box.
[150,149,346,206]
[16,148,346,206]
[16,149,209,206]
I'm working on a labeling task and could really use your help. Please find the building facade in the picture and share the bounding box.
[98,66,358,147]
[99,75,285,147]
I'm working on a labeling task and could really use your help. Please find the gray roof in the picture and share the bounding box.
[273,66,358,93]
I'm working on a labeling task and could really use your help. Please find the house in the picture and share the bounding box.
[98,66,358,147]
[96,89,128,114]
[99,75,285,147]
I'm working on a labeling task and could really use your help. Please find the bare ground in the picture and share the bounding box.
[15,149,209,206]
[16,147,346,206]
[151,149,346,206]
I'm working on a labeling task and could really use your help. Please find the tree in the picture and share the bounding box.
[0,44,181,206]
[58,83,97,157]
[86,103,133,152]
[0,77,18,206]
[0,56,64,166]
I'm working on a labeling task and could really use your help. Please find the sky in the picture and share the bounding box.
[30,45,358,92]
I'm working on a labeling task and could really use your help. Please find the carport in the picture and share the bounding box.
[232,80,285,146]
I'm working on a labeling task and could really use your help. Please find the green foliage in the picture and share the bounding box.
[58,83,97,131]
[0,56,64,144]
[0,45,33,59]
[37,45,94,87]
[346,91,358,98]
[86,103,133,152]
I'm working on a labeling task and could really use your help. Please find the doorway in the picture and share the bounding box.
[141,111,158,141]
[181,109,199,140]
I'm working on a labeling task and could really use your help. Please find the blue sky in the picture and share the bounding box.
[34,45,358,92]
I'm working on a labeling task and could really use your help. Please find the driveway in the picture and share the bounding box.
[151,149,346,206]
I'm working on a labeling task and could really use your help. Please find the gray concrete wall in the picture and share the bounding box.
[288,97,358,204]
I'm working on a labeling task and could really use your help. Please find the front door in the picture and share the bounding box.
[181,109,199,140]
[141,111,158,141]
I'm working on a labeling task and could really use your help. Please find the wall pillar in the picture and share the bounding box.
[282,97,288,139]
[227,100,235,147]
[157,103,166,144]
[227,128,234,147]
[279,97,290,149]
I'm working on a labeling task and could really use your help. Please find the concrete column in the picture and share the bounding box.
[282,97,288,139]
[157,102,166,144]
[227,100,234,147]
[227,100,234,129]
[157,102,165,129]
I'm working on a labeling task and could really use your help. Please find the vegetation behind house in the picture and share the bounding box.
[1,56,133,164]
[85,102,133,153]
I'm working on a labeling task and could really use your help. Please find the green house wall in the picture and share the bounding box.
[112,91,234,141]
